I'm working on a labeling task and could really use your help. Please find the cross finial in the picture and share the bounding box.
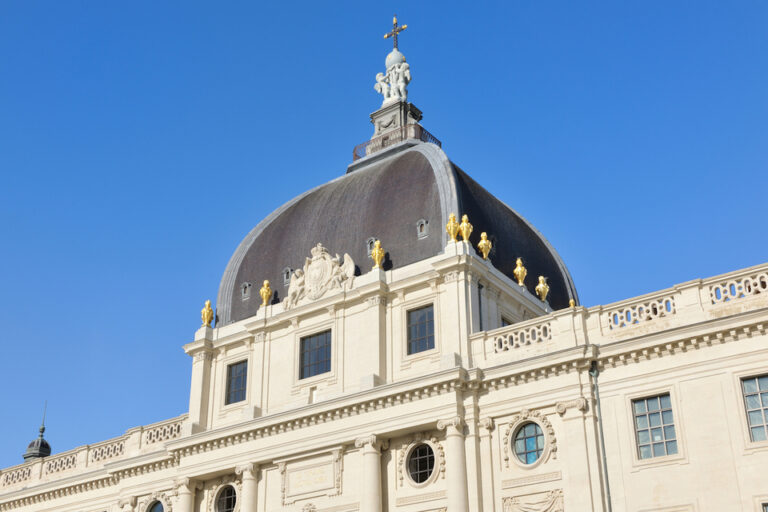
[383,14,407,50]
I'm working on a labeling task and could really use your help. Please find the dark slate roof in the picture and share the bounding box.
[217,142,577,325]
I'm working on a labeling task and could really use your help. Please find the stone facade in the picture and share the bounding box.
[1,235,767,511]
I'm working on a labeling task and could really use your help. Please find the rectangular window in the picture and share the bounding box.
[501,317,512,327]
[632,394,678,459]
[477,284,484,331]
[300,330,332,379]
[741,375,768,442]
[407,305,435,355]
[225,360,248,405]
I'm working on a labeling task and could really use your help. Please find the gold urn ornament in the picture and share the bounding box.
[535,276,550,302]
[201,299,214,327]
[477,232,492,260]
[259,280,272,307]
[370,240,385,269]
[459,214,473,242]
[569,299,576,308]
[513,258,527,286]
[445,213,460,242]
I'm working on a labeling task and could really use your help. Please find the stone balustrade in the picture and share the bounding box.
[0,414,187,492]
[472,262,768,365]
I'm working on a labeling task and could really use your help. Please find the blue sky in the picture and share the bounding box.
[0,1,766,469]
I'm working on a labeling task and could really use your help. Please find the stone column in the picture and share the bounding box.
[355,435,383,512]
[174,478,198,512]
[438,416,470,512]
[236,463,259,512]
[478,418,496,512]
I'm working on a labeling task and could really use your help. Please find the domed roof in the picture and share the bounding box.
[385,49,406,69]
[23,426,51,461]
[217,143,578,325]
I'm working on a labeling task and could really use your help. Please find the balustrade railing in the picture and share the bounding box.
[352,124,441,161]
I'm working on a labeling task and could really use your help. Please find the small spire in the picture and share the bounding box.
[23,401,51,461]
[39,400,47,436]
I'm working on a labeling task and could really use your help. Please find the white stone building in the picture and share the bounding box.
[2,25,768,512]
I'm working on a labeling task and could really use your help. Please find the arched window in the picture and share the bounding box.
[407,443,435,483]
[513,422,544,464]
[148,502,164,512]
[216,485,237,512]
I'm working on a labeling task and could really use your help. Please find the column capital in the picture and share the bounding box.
[478,417,495,433]
[235,462,260,479]
[174,477,203,493]
[437,416,465,434]
[354,434,387,451]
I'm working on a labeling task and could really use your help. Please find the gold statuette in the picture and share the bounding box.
[459,214,473,242]
[259,280,272,307]
[371,240,385,269]
[201,299,214,327]
[513,258,527,286]
[477,232,492,260]
[446,213,460,242]
[535,276,550,302]
[569,299,576,308]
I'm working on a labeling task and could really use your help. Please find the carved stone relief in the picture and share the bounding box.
[284,244,355,310]
[502,488,564,512]
[136,490,174,512]
[277,447,344,505]
[205,474,242,512]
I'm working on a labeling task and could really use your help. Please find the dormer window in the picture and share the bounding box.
[241,282,252,300]
[416,219,429,239]
[366,237,377,256]
[282,267,293,287]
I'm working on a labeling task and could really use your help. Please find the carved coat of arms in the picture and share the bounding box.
[284,244,355,310]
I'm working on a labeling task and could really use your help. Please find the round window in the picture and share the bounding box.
[216,485,237,512]
[407,443,435,484]
[148,502,164,512]
[513,422,544,464]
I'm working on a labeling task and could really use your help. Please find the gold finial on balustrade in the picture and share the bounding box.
[259,280,272,307]
[459,214,473,242]
[535,276,550,302]
[371,240,385,269]
[446,213,460,242]
[569,299,576,308]
[513,258,527,287]
[477,232,492,260]
[201,300,214,327]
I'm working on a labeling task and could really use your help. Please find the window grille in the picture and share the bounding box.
[632,394,678,459]
[300,330,332,379]
[407,443,435,483]
[407,305,435,355]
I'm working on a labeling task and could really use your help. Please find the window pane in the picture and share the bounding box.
[652,443,665,457]
[639,445,652,459]
[759,376,768,391]
[637,430,650,444]
[660,395,671,409]
[651,428,663,442]
[666,440,678,455]
[746,394,761,409]
[663,425,676,440]
[636,415,648,429]
[749,410,763,426]
[761,393,768,407]
[649,412,661,427]
[407,305,435,355]
[647,398,660,412]
[225,361,248,405]
[662,410,674,425]
[744,378,758,394]
[634,401,646,414]
[751,426,767,442]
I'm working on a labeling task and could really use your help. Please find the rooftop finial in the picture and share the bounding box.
[23,401,52,461]
[383,14,407,50]
[40,400,47,435]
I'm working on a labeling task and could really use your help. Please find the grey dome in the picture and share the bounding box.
[23,426,51,461]
[385,49,406,69]
[217,143,578,325]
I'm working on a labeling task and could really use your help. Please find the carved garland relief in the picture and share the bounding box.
[206,474,242,512]
[397,433,445,488]
[502,489,564,512]
[502,409,557,469]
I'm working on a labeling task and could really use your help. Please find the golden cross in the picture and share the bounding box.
[383,15,407,50]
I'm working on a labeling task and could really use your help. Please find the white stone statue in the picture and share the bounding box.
[374,50,411,105]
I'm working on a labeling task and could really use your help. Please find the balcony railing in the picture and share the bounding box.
[353,124,441,161]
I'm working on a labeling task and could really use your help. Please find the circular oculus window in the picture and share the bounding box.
[407,443,435,484]
[216,485,237,512]
[513,422,545,465]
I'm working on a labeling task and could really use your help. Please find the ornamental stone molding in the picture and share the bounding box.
[555,397,588,416]
[478,417,495,433]
[397,433,445,488]
[235,462,259,480]
[119,496,136,512]
[502,488,564,512]
[277,447,344,505]
[503,409,557,469]
[354,434,386,451]
[436,416,465,434]
[366,295,387,308]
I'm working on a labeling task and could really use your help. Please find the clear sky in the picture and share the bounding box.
[1,1,766,469]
